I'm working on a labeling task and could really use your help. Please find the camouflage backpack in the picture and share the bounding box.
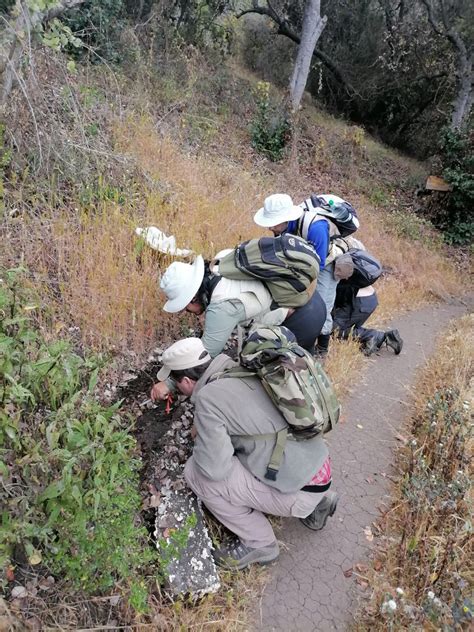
[215,324,340,481]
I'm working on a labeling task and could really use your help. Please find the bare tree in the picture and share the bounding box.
[420,0,473,129]
[288,0,327,111]
[237,1,354,97]
[0,0,85,109]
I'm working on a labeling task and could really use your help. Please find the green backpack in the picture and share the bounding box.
[217,233,320,308]
[214,324,341,481]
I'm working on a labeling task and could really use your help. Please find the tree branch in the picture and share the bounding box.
[236,2,355,96]
[420,0,443,36]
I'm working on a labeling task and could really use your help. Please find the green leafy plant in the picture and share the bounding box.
[0,268,155,609]
[251,81,291,162]
[158,512,198,579]
[63,0,126,61]
[435,127,474,245]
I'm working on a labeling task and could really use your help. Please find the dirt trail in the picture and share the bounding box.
[256,300,469,631]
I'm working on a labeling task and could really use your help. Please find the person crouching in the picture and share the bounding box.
[154,337,338,570]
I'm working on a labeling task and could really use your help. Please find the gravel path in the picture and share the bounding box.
[256,300,469,631]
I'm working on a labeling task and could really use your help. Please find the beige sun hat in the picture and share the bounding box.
[253,193,304,227]
[160,255,205,313]
[156,338,211,381]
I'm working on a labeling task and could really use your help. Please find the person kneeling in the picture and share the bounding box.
[153,337,338,570]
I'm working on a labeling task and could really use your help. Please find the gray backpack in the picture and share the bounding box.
[218,234,320,308]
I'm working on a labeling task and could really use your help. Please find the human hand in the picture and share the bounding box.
[150,381,170,402]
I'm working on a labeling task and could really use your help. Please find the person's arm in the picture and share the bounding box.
[307,220,330,269]
[192,395,235,481]
[201,300,246,357]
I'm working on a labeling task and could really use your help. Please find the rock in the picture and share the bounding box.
[155,490,220,597]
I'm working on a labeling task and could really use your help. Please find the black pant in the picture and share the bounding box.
[283,291,327,351]
[333,293,384,346]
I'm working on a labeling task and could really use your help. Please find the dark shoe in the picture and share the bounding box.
[213,539,279,570]
[315,333,330,357]
[300,492,338,531]
[385,329,403,354]
[363,333,385,356]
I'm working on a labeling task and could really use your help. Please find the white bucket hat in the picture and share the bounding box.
[156,338,211,381]
[253,193,304,227]
[160,255,205,313]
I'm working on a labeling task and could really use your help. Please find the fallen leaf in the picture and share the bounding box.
[355,577,369,588]
[355,563,369,573]
[373,559,383,571]
[395,433,408,444]
[6,567,15,582]
[38,576,55,591]
[149,493,161,508]
[162,528,176,539]
[11,585,27,599]
[28,552,42,566]
[364,526,374,541]
[343,567,353,578]
[148,483,160,496]
[25,616,42,631]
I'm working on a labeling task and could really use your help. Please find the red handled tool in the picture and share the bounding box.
[165,393,173,414]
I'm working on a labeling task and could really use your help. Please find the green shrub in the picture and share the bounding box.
[63,0,126,61]
[251,81,291,162]
[436,128,474,245]
[0,268,155,609]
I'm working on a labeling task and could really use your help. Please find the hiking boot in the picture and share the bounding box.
[213,539,279,570]
[314,333,330,358]
[300,492,338,531]
[363,332,385,356]
[385,329,403,355]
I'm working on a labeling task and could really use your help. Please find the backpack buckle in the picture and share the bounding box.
[265,466,278,481]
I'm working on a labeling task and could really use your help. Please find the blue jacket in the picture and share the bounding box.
[287,218,329,270]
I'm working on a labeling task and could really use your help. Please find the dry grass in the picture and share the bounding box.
[114,117,266,257]
[324,336,366,400]
[2,54,466,362]
[153,566,268,631]
[355,313,473,630]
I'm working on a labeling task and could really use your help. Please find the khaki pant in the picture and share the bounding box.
[184,456,325,548]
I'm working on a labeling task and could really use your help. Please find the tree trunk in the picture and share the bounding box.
[288,0,327,112]
[420,0,473,130]
[450,47,473,130]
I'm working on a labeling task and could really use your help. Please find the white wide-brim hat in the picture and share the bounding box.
[156,337,211,381]
[160,255,205,313]
[254,193,304,227]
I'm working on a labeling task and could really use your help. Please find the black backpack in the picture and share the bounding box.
[348,249,382,288]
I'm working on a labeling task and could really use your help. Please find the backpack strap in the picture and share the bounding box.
[209,367,291,481]
[296,201,320,241]
[264,428,288,481]
[308,362,341,431]
[296,201,339,246]
[209,366,255,382]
